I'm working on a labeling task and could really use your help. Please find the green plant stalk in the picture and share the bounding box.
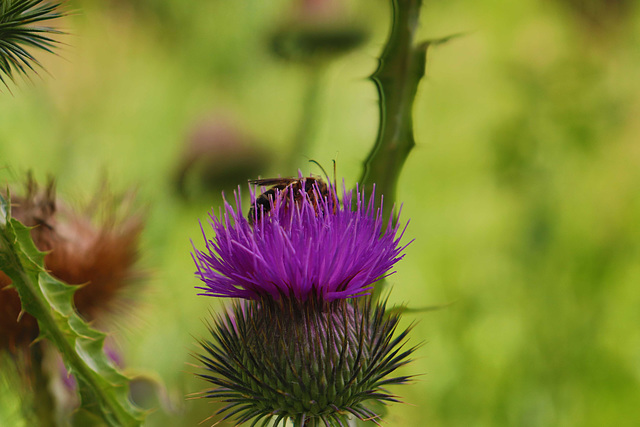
[0,194,144,427]
[360,0,425,220]
[361,0,457,305]
[30,344,57,427]
[1,353,27,426]
[358,0,425,308]
[287,65,326,173]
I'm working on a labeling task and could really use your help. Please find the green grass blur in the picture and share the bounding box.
[1,0,639,425]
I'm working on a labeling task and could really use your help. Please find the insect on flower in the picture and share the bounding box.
[248,161,337,224]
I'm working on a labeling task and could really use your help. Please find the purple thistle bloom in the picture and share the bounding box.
[193,179,409,302]
[192,177,417,426]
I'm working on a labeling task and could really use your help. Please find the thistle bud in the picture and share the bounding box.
[269,0,368,64]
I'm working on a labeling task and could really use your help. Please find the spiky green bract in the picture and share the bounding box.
[0,0,66,88]
[0,194,145,426]
[196,296,415,426]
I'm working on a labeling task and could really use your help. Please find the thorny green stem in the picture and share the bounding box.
[360,0,425,221]
[0,262,127,425]
[359,0,429,305]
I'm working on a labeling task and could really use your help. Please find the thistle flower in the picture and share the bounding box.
[193,179,407,302]
[193,177,415,426]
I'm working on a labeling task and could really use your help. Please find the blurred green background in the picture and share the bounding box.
[1,0,639,425]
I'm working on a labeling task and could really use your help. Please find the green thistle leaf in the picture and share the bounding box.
[0,0,66,88]
[0,193,145,427]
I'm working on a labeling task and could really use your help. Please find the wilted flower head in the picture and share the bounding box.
[0,176,144,352]
[193,177,408,302]
[193,176,415,426]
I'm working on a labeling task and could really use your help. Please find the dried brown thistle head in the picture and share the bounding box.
[0,175,144,353]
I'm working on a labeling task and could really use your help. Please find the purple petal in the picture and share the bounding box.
[193,179,410,302]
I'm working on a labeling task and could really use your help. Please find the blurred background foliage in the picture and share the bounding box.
[1,0,639,425]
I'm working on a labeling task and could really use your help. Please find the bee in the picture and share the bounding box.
[248,162,337,224]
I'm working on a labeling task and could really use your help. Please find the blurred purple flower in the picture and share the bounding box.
[193,179,409,302]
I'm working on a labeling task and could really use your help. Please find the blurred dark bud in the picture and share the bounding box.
[552,0,636,35]
[0,175,145,353]
[175,113,268,199]
[269,0,368,64]
[128,372,178,413]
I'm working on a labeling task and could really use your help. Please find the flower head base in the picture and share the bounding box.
[193,178,408,302]
[197,296,415,426]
